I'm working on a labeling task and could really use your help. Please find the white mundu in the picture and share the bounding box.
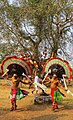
[34,76,39,90]
[35,76,39,83]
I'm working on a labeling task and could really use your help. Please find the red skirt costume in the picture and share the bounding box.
[10,88,17,101]
[51,88,63,102]
[10,77,29,111]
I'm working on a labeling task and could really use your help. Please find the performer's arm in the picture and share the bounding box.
[7,77,12,81]
[20,80,29,84]
[39,78,43,84]
[43,80,51,86]
[42,69,51,83]
[22,73,32,83]
[58,82,67,91]
[2,69,9,78]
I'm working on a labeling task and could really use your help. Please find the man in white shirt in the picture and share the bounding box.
[32,71,40,94]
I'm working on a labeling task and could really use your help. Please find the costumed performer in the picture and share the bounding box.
[9,74,29,111]
[43,74,67,111]
[2,71,29,111]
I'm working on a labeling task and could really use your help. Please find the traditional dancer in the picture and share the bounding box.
[43,74,67,111]
[9,74,30,111]
[2,71,29,111]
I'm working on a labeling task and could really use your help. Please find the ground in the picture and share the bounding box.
[0,80,73,120]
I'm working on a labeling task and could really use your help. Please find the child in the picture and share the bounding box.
[43,74,67,111]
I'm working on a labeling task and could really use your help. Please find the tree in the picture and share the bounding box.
[25,0,73,56]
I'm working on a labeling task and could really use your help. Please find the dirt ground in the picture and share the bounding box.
[0,80,73,120]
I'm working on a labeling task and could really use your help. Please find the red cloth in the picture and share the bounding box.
[51,88,58,102]
[10,88,17,101]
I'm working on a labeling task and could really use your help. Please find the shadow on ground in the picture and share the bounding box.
[31,114,68,120]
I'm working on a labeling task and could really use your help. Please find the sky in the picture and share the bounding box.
[9,0,14,4]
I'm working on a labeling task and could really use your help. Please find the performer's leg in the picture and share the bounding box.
[52,102,56,110]
[10,100,14,111]
[55,101,58,109]
[13,100,17,110]
[52,101,58,111]
[10,88,17,111]
[51,89,56,110]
